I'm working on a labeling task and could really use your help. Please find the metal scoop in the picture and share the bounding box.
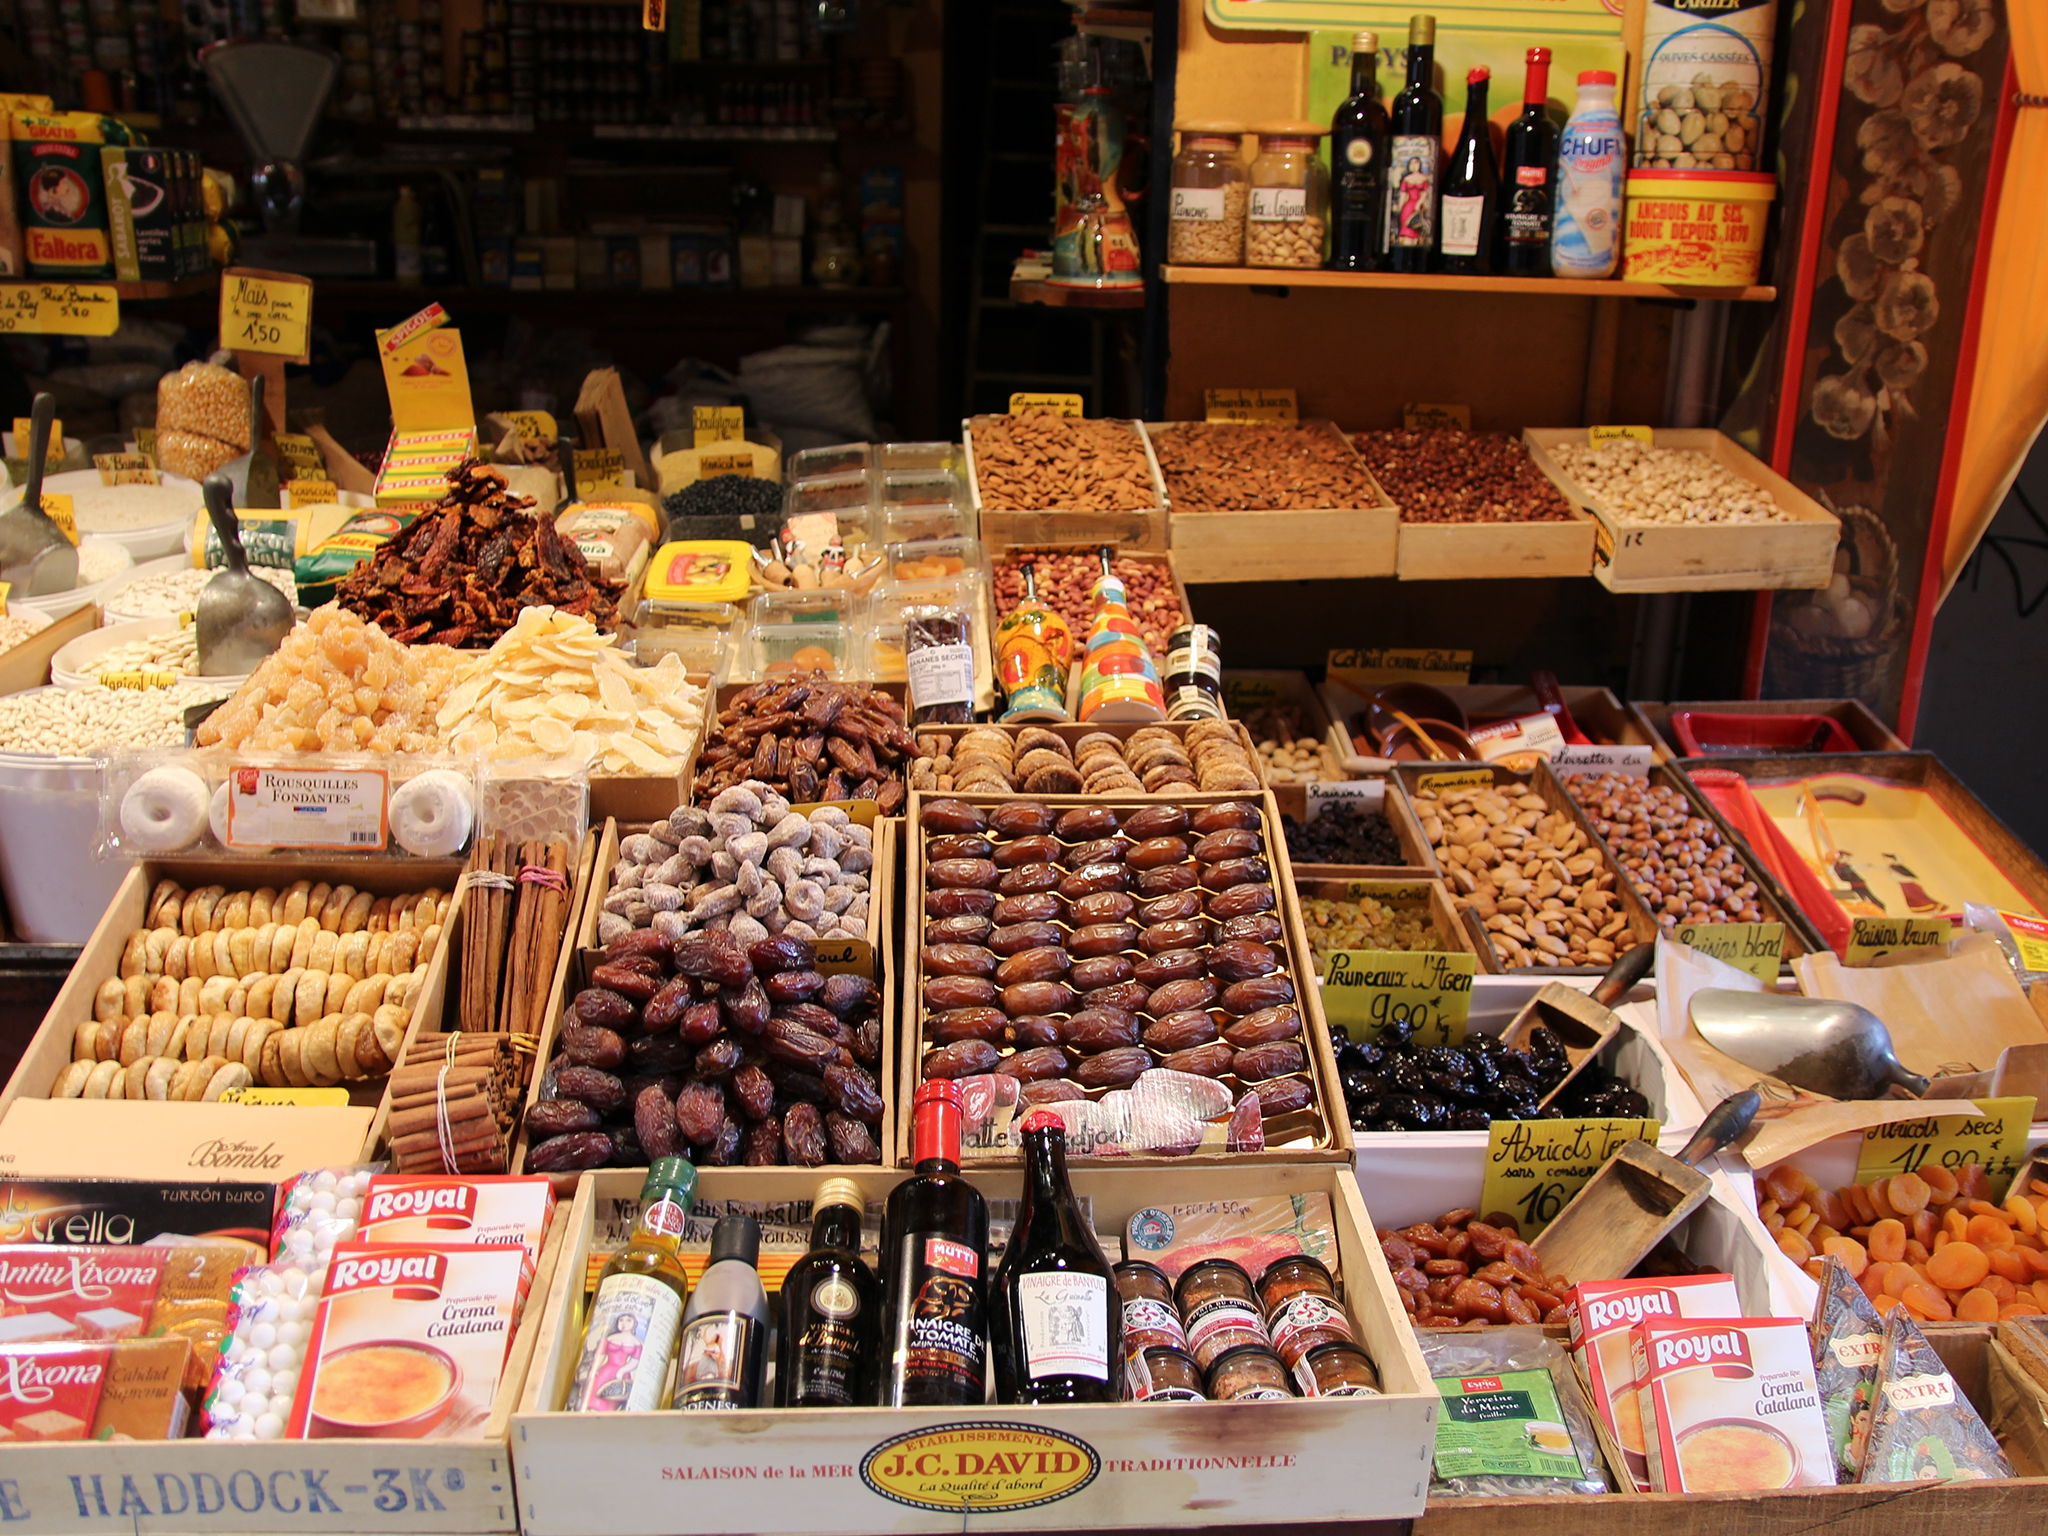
[196,472,293,675]
[219,372,278,508]
[0,394,77,595]
[1689,987,1931,1099]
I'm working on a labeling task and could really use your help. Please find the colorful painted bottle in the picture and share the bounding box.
[995,562,1074,722]
[1550,70,1626,279]
[1076,547,1165,722]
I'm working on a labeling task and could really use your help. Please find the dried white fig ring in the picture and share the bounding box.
[121,767,210,854]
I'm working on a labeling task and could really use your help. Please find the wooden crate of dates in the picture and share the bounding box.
[693,677,915,814]
[512,1161,1440,1536]
[1394,762,1662,976]
[902,788,1351,1166]
[518,808,896,1180]
[964,412,1170,553]
[1143,420,1399,584]
[1349,427,1598,582]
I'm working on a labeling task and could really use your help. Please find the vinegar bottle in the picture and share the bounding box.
[992,1110,1118,1403]
[879,1081,990,1406]
[777,1177,881,1408]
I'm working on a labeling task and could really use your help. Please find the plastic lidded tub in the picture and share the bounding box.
[733,621,859,682]
[643,540,755,605]
[785,470,876,535]
[875,441,960,475]
[885,534,982,585]
[788,443,872,481]
[629,599,738,675]
[749,587,868,629]
[880,499,970,546]
[1621,169,1777,286]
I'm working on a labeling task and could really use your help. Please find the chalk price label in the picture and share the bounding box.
[220,268,312,360]
[1205,387,1298,423]
[1550,743,1655,776]
[285,479,340,505]
[1480,1116,1662,1236]
[1672,920,1783,981]
[1845,915,1952,966]
[693,404,745,445]
[1854,1096,2036,1200]
[1010,392,1084,417]
[1403,402,1471,429]
[1588,424,1655,448]
[1319,948,1474,1048]
[0,283,119,336]
[1415,768,1494,794]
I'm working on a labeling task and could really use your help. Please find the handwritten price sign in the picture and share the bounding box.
[0,283,119,336]
[1481,1116,1661,1236]
[220,268,312,361]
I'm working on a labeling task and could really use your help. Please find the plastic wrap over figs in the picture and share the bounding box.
[945,1067,1265,1158]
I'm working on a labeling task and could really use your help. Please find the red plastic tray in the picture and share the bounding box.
[1669,710,1860,757]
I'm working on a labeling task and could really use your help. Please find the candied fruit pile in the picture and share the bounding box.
[196,606,462,753]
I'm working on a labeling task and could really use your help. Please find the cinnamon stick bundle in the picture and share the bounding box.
[499,838,570,1039]
[388,1031,521,1173]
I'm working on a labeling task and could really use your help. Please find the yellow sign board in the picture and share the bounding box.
[218,1085,354,1107]
[1318,948,1474,1047]
[574,447,627,494]
[1204,387,1298,423]
[1671,920,1784,982]
[505,409,558,442]
[693,405,745,446]
[0,283,119,336]
[285,479,340,506]
[1009,392,1084,417]
[1845,915,1952,967]
[39,492,76,546]
[697,451,755,477]
[99,669,180,689]
[1404,402,1471,429]
[93,451,157,485]
[13,417,62,467]
[220,268,313,361]
[1588,424,1655,448]
[1854,1097,2036,1200]
[1327,646,1472,688]
[860,1423,1099,1514]
[1415,768,1494,794]
[274,434,326,478]
[1481,1117,1663,1236]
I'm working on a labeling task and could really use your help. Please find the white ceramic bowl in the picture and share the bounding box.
[50,614,248,691]
[0,469,203,560]
[7,537,134,620]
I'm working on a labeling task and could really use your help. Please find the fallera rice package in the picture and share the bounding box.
[1631,1316,1834,1493]
[1809,1255,1884,1479]
[1857,1309,2011,1483]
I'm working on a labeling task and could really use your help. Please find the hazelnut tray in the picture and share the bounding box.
[903,787,1351,1166]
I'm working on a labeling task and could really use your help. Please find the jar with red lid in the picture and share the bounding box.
[1206,1342,1295,1401]
[1257,1253,1357,1368]
[1125,1344,1205,1402]
[1115,1260,1189,1354]
[1295,1340,1381,1398]
[1175,1257,1271,1372]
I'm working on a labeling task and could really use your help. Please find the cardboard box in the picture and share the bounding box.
[1632,1315,1834,1492]
[0,1246,166,1341]
[1565,1274,1742,1490]
[0,1179,274,1247]
[360,1176,556,1271]
[0,1338,189,1442]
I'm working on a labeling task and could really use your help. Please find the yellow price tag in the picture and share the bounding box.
[1481,1117,1662,1236]
[39,492,77,546]
[697,451,755,477]
[219,268,312,360]
[133,427,156,460]
[99,669,180,689]
[285,478,340,505]
[176,611,194,628]
[93,451,157,486]
[1671,920,1784,982]
[1204,387,1298,424]
[0,580,9,615]
[1220,677,1286,711]
[1318,949,1474,1047]
[505,409,558,442]
[1854,1097,2036,1200]
[693,405,745,446]
[1403,402,1471,430]
[1845,915,1951,966]
[574,447,627,494]
[1588,424,1655,448]
[1009,392,1084,417]
[0,283,119,337]
[1327,646,1472,688]
[273,434,326,477]
[13,417,63,467]
[217,1085,354,1107]
[1415,768,1494,794]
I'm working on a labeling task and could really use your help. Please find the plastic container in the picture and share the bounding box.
[1168,122,1248,266]
[643,540,755,604]
[1,469,201,560]
[50,615,248,691]
[0,745,129,941]
[788,443,871,480]
[10,537,135,620]
[733,621,858,682]
[1245,123,1329,269]
[884,533,981,584]
[875,441,961,474]
[1552,71,1627,279]
[1668,707,1857,756]
[629,598,738,675]
[748,587,866,628]
[1622,169,1777,286]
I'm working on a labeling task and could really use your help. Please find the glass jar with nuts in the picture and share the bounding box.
[1246,123,1329,269]
[1169,123,1249,266]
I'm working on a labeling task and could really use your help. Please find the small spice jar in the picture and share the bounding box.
[1257,1253,1357,1369]
[1169,122,1248,266]
[1206,1342,1295,1401]
[1246,122,1330,269]
[1125,1344,1206,1402]
[1295,1340,1382,1398]
[1114,1260,1190,1354]
[1175,1257,1271,1372]
[1162,623,1224,722]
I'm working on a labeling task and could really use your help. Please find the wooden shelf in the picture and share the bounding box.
[1161,265,1777,302]
[114,274,218,300]
[1010,275,1146,309]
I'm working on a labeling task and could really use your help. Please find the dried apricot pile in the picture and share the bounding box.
[1757,1162,2048,1324]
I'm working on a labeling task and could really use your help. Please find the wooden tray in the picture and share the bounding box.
[1524,427,1842,593]
[1276,773,1440,875]
[0,603,95,695]
[963,413,1170,554]
[907,717,1266,797]
[1318,679,1656,771]
[1394,759,1663,976]
[1631,696,1907,761]
[1143,419,1400,583]
[901,787,1351,1166]
[1292,874,1477,975]
[1377,437,1599,581]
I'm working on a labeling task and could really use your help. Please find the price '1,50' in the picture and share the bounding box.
[239,317,284,347]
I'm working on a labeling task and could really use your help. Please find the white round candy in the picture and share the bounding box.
[215,1379,244,1408]
[242,1367,272,1397]
[270,1368,298,1401]
[277,1320,305,1347]
[267,1343,298,1371]
[255,1412,284,1440]
[313,1170,338,1191]
[240,1392,269,1419]
[309,1190,336,1213]
[248,1323,277,1350]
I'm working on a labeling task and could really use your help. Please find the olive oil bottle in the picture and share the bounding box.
[565,1157,697,1413]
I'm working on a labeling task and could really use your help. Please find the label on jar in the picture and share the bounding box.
[890,1232,987,1399]
[1248,187,1306,222]
[1163,644,1221,683]
[1433,1367,1591,1482]
[1018,1271,1110,1382]
[672,1309,759,1409]
[1267,1291,1356,1365]
[1120,1296,1189,1351]
[1385,137,1439,248]
[1440,194,1486,257]
[1183,1294,1266,1366]
[1171,187,1228,222]
[789,1277,865,1406]
[1295,1355,1381,1397]
[905,640,974,710]
[567,1273,683,1413]
[1217,1382,1291,1401]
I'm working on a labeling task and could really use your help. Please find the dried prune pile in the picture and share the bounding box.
[528,928,885,1170]
[1337,1018,1650,1132]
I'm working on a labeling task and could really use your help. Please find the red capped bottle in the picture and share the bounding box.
[878,1080,990,1405]
[992,1110,1118,1403]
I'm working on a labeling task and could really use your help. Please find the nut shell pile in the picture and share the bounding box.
[992,551,1184,656]
[530,929,885,1171]
[692,674,913,811]
[909,723,1260,797]
[1148,423,1384,514]
[969,412,1157,512]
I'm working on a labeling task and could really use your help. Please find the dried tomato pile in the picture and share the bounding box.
[335,460,623,647]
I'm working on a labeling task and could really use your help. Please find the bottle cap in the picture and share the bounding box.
[914,1079,964,1112]
[1467,65,1490,84]
[1020,1108,1067,1135]
[1526,46,1551,64]
[913,1079,964,1165]
[709,1214,761,1268]
[1351,30,1377,53]
[1579,70,1616,86]
[812,1176,866,1217]
[1408,14,1434,44]
[642,1156,698,1209]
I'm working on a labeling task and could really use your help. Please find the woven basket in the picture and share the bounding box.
[1765,502,1905,702]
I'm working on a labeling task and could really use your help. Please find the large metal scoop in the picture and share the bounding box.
[1689,987,1931,1099]
[218,372,278,508]
[196,473,293,675]
[0,394,77,595]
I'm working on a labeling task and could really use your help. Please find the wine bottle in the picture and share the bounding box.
[564,1157,696,1413]
[1327,30,1390,272]
[673,1215,770,1410]
[1439,67,1498,274]
[992,1111,1118,1403]
[879,1080,990,1406]
[1495,47,1560,276]
[1382,13,1442,273]
[777,1176,881,1408]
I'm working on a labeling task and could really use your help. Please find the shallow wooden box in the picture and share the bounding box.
[1277,774,1439,877]
[901,787,1352,1166]
[510,1161,1438,1536]
[1292,874,1477,973]
[1143,420,1400,584]
[907,718,1265,798]
[984,544,1194,657]
[963,414,1170,554]
[1318,680,1655,773]
[1630,696,1907,760]
[1524,428,1842,593]
[1383,440,1598,582]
